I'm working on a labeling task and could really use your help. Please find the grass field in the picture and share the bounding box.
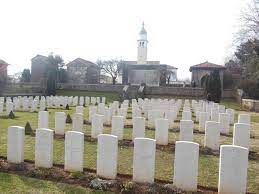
[0,92,258,193]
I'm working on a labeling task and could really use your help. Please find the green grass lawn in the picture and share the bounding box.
[0,96,258,193]
[0,172,113,194]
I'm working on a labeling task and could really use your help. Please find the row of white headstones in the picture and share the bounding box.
[0,96,107,114]
[5,97,251,193]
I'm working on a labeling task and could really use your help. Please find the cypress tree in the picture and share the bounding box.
[205,70,222,103]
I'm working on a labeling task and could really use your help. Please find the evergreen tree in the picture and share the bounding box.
[20,69,31,82]
[205,70,222,103]
[45,53,64,95]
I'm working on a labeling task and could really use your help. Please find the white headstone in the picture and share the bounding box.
[101,97,106,104]
[165,110,176,129]
[7,126,25,163]
[85,96,90,106]
[238,114,250,124]
[218,145,248,194]
[179,120,194,141]
[91,114,104,138]
[233,123,250,149]
[76,106,84,114]
[91,97,96,105]
[155,118,169,145]
[0,102,3,113]
[173,141,199,191]
[199,112,209,131]
[219,113,230,134]
[55,112,66,135]
[6,102,14,115]
[79,96,84,106]
[35,128,54,168]
[38,111,48,129]
[210,108,219,122]
[132,108,142,118]
[89,106,97,122]
[104,107,112,125]
[111,116,124,140]
[65,131,84,172]
[226,108,235,125]
[40,100,46,111]
[218,105,225,113]
[132,117,145,140]
[204,121,220,150]
[72,113,84,132]
[133,138,156,183]
[97,134,118,179]
[182,111,192,121]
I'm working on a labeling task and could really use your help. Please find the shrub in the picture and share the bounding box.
[8,111,15,119]
[65,104,69,110]
[25,122,33,135]
[239,79,259,99]
[66,114,72,123]
[68,172,84,179]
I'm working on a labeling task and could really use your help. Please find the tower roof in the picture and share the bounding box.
[139,22,147,35]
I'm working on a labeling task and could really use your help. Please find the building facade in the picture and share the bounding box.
[189,61,226,88]
[67,58,100,84]
[0,59,9,84]
[31,55,49,83]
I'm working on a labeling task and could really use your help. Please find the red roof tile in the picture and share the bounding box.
[189,61,226,72]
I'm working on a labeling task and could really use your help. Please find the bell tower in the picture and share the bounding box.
[137,22,148,64]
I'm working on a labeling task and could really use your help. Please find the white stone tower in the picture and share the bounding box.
[137,22,148,64]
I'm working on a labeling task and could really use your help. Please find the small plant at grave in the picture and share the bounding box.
[44,107,48,111]
[65,104,70,110]
[68,171,85,180]
[66,114,72,123]
[90,178,107,191]
[32,167,52,178]
[122,181,134,192]
[8,111,15,119]
[25,122,33,135]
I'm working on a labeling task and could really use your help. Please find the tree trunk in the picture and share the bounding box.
[112,77,116,85]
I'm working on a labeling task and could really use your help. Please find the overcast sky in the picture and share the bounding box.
[0,0,247,79]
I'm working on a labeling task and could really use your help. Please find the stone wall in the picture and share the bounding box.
[57,83,239,99]
[1,82,238,100]
[0,82,45,96]
[222,89,236,99]
[144,86,205,98]
[242,99,259,112]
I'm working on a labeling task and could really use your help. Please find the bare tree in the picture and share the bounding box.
[236,0,259,42]
[97,59,123,84]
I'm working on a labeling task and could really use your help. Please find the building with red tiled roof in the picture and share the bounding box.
[0,59,9,83]
[189,61,226,88]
